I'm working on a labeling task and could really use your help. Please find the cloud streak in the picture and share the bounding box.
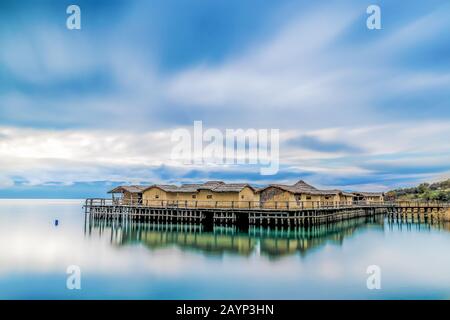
[1,1,450,196]
[1,119,450,194]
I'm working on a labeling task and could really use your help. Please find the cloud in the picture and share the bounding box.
[2,1,450,130]
[0,176,14,189]
[0,126,176,186]
[1,118,450,196]
[164,2,450,130]
[287,135,364,154]
[1,1,450,195]
[165,5,367,128]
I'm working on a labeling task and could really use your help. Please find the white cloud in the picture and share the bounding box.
[1,2,450,189]
[164,3,450,132]
[1,119,450,188]
[0,176,14,189]
[0,126,176,185]
[166,6,363,115]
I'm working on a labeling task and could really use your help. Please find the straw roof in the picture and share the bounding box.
[258,180,352,196]
[108,185,148,194]
[197,181,225,190]
[109,180,358,196]
[211,183,255,192]
[353,191,384,197]
[141,181,254,193]
[177,184,203,193]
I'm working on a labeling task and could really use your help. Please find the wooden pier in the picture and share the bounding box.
[83,199,449,227]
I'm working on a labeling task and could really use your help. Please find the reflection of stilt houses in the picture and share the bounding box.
[86,215,384,259]
[445,208,450,222]
[122,228,257,256]
[253,217,385,257]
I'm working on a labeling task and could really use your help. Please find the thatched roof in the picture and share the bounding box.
[108,180,358,197]
[140,184,178,193]
[197,181,225,190]
[177,184,203,193]
[140,181,255,194]
[353,191,384,197]
[108,185,148,194]
[258,180,351,196]
[293,180,318,190]
[211,183,255,192]
[203,181,225,186]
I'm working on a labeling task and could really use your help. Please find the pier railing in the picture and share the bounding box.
[84,198,450,211]
[82,198,439,210]
[394,201,450,208]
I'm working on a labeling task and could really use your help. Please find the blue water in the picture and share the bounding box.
[0,199,449,299]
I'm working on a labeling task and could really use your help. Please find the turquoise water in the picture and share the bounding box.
[0,199,449,299]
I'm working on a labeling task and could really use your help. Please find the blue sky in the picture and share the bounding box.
[1,0,450,198]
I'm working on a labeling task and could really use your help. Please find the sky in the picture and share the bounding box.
[1,0,450,198]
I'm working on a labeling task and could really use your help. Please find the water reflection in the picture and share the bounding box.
[2,200,450,299]
[85,216,388,258]
[386,217,450,233]
[85,213,450,260]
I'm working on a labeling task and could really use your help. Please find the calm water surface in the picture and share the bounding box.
[1,199,450,299]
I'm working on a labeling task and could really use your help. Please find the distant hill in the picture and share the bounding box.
[386,179,450,202]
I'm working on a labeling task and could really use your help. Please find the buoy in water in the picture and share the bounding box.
[54,219,59,226]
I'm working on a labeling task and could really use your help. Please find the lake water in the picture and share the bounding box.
[1,199,449,299]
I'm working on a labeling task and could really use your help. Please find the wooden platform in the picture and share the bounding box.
[82,198,450,226]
